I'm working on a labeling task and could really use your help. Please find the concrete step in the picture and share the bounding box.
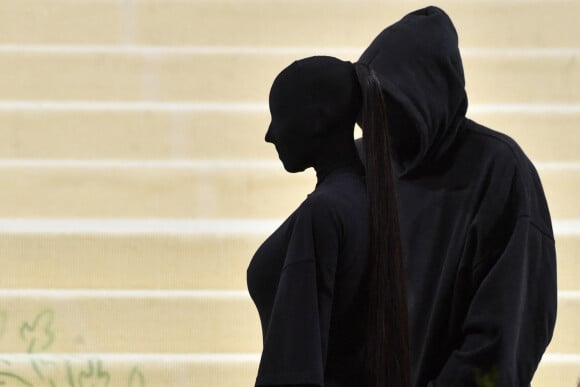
[0,51,578,103]
[0,221,577,291]
[0,1,579,47]
[0,291,576,354]
[470,109,580,163]
[0,353,576,387]
[0,354,259,387]
[532,356,580,387]
[0,226,266,290]
[0,109,578,162]
[548,293,580,353]
[0,165,576,218]
[0,290,262,353]
[0,165,316,218]
[540,168,580,221]
[555,233,580,292]
[0,109,275,161]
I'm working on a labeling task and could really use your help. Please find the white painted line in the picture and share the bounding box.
[0,101,269,112]
[0,289,252,299]
[0,289,574,301]
[0,218,283,235]
[468,104,580,114]
[0,101,578,114]
[0,44,363,56]
[0,45,579,58]
[0,159,577,172]
[0,159,282,169]
[540,353,580,364]
[0,218,575,236]
[558,291,580,300]
[0,353,262,363]
[536,162,580,171]
[553,220,580,236]
[1,352,578,365]
[461,47,580,57]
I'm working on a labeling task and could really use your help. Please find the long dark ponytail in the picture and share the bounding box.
[354,62,411,387]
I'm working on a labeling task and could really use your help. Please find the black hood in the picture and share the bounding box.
[358,6,468,177]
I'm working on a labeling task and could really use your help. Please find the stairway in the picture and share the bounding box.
[0,1,578,386]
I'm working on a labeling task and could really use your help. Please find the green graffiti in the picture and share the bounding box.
[78,359,110,387]
[20,310,55,353]
[0,371,34,386]
[66,360,77,387]
[30,356,60,387]
[30,357,43,381]
[0,310,7,340]
[128,367,145,387]
[1,309,146,386]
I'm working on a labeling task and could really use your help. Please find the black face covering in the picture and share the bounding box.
[265,56,362,180]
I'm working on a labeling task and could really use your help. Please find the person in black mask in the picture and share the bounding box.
[247,56,412,387]
[356,6,558,387]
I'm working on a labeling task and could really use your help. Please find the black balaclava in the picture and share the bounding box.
[265,56,363,183]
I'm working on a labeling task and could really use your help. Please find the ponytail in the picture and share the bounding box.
[354,62,411,387]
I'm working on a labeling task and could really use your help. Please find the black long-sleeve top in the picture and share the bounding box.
[247,166,370,387]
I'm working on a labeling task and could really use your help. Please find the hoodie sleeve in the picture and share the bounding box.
[429,169,558,386]
[254,195,340,387]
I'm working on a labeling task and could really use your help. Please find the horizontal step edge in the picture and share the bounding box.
[0,101,269,112]
[0,219,576,235]
[552,220,580,236]
[0,353,261,363]
[0,102,579,113]
[0,44,362,56]
[540,353,580,364]
[0,289,576,300]
[0,353,577,364]
[0,218,283,234]
[0,160,283,169]
[0,45,579,57]
[0,160,576,171]
[0,289,251,299]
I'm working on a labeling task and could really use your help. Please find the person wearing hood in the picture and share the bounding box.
[356,6,557,387]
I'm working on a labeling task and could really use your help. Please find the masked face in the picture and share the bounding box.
[265,82,320,173]
[264,56,361,173]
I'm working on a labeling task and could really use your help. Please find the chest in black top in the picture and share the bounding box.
[247,170,370,387]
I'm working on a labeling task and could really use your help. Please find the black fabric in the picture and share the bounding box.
[248,56,370,387]
[247,168,369,387]
[265,56,361,175]
[359,6,467,178]
[357,6,557,386]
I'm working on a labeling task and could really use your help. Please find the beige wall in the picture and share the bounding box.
[0,1,579,386]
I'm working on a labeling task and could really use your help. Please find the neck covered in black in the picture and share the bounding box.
[265,56,363,179]
[313,133,364,187]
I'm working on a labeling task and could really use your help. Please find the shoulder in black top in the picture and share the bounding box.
[247,168,370,387]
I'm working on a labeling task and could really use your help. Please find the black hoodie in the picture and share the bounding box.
[357,6,557,387]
